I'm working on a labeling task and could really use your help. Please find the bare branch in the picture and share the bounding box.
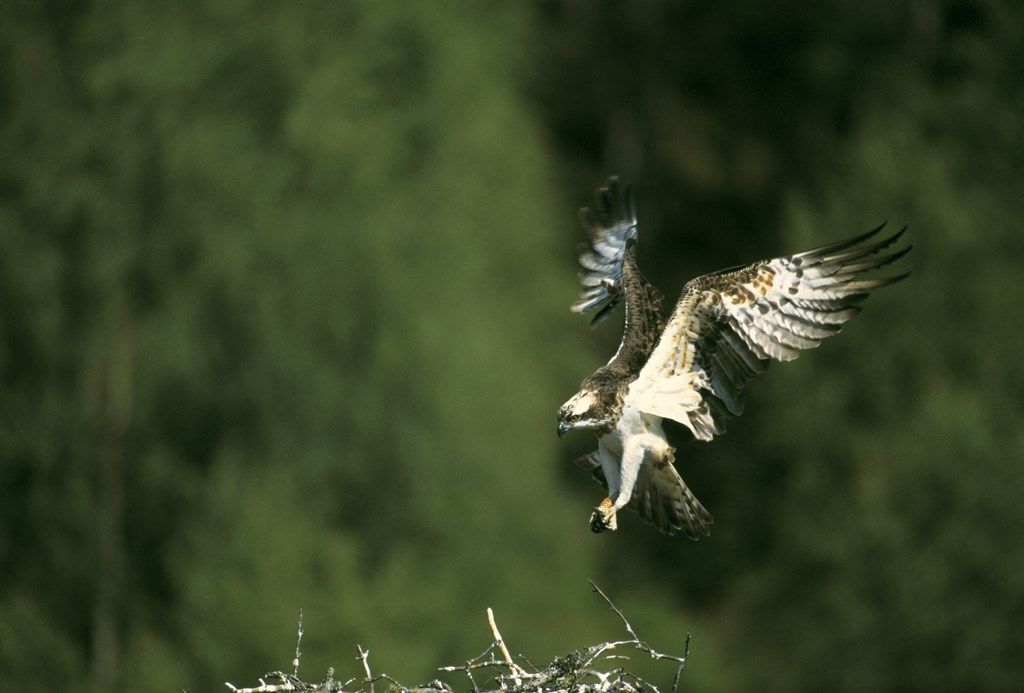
[587,579,688,669]
[227,582,693,693]
[356,644,374,693]
[588,579,640,643]
[670,633,692,693]
[293,609,304,678]
[486,607,526,685]
[224,672,299,693]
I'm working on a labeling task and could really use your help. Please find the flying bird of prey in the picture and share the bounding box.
[556,178,910,538]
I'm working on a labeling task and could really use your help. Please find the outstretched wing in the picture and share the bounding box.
[571,177,639,325]
[577,448,713,538]
[571,178,666,376]
[626,224,912,441]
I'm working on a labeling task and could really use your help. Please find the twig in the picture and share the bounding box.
[587,579,640,643]
[517,653,540,674]
[366,672,406,689]
[669,633,692,693]
[438,658,509,673]
[224,672,298,692]
[486,607,525,685]
[293,609,304,678]
[438,641,499,692]
[228,582,693,692]
[356,644,374,693]
[459,658,480,692]
[585,577,689,693]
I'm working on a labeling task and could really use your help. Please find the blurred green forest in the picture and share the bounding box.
[1,1,1022,690]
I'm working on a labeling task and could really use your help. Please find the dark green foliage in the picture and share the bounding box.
[534,1,1024,689]
[1,1,1021,691]
[1,2,606,690]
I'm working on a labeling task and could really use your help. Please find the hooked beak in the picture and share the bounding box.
[557,420,571,438]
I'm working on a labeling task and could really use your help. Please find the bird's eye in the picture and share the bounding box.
[570,414,580,422]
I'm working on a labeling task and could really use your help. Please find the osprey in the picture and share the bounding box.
[557,178,910,538]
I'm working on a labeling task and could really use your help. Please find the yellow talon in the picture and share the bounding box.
[590,498,618,533]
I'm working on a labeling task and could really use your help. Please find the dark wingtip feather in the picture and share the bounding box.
[589,297,621,327]
[838,271,911,292]
[570,176,640,320]
[794,221,888,260]
[578,207,599,238]
[820,226,908,265]
[835,242,913,275]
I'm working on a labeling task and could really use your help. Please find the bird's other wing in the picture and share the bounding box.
[576,448,712,537]
[571,178,665,376]
[625,223,912,441]
[571,176,639,326]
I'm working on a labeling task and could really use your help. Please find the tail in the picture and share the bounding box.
[632,455,713,539]
[577,448,713,539]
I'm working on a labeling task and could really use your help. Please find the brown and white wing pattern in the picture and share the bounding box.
[626,224,911,441]
[571,177,638,325]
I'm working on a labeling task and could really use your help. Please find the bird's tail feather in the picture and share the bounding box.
[576,448,713,538]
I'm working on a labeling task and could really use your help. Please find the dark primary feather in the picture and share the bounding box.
[572,177,665,380]
[572,176,638,321]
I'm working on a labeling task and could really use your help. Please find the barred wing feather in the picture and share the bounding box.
[571,177,638,325]
[626,224,911,441]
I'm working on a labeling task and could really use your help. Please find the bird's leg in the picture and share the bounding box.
[590,439,648,533]
[598,442,621,499]
[612,438,646,512]
[590,442,621,533]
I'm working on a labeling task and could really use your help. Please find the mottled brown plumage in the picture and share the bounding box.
[557,178,910,537]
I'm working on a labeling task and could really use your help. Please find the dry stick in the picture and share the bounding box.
[366,672,408,690]
[439,611,537,691]
[439,641,499,692]
[460,658,480,692]
[486,607,524,686]
[232,584,691,693]
[587,578,690,692]
[669,633,692,693]
[587,579,640,642]
[357,644,374,693]
[292,609,304,678]
[518,653,540,674]
[621,669,659,690]
[224,674,297,693]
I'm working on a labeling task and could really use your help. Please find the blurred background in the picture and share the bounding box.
[2,1,1023,690]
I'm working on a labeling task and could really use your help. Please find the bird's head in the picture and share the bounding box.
[557,381,619,437]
